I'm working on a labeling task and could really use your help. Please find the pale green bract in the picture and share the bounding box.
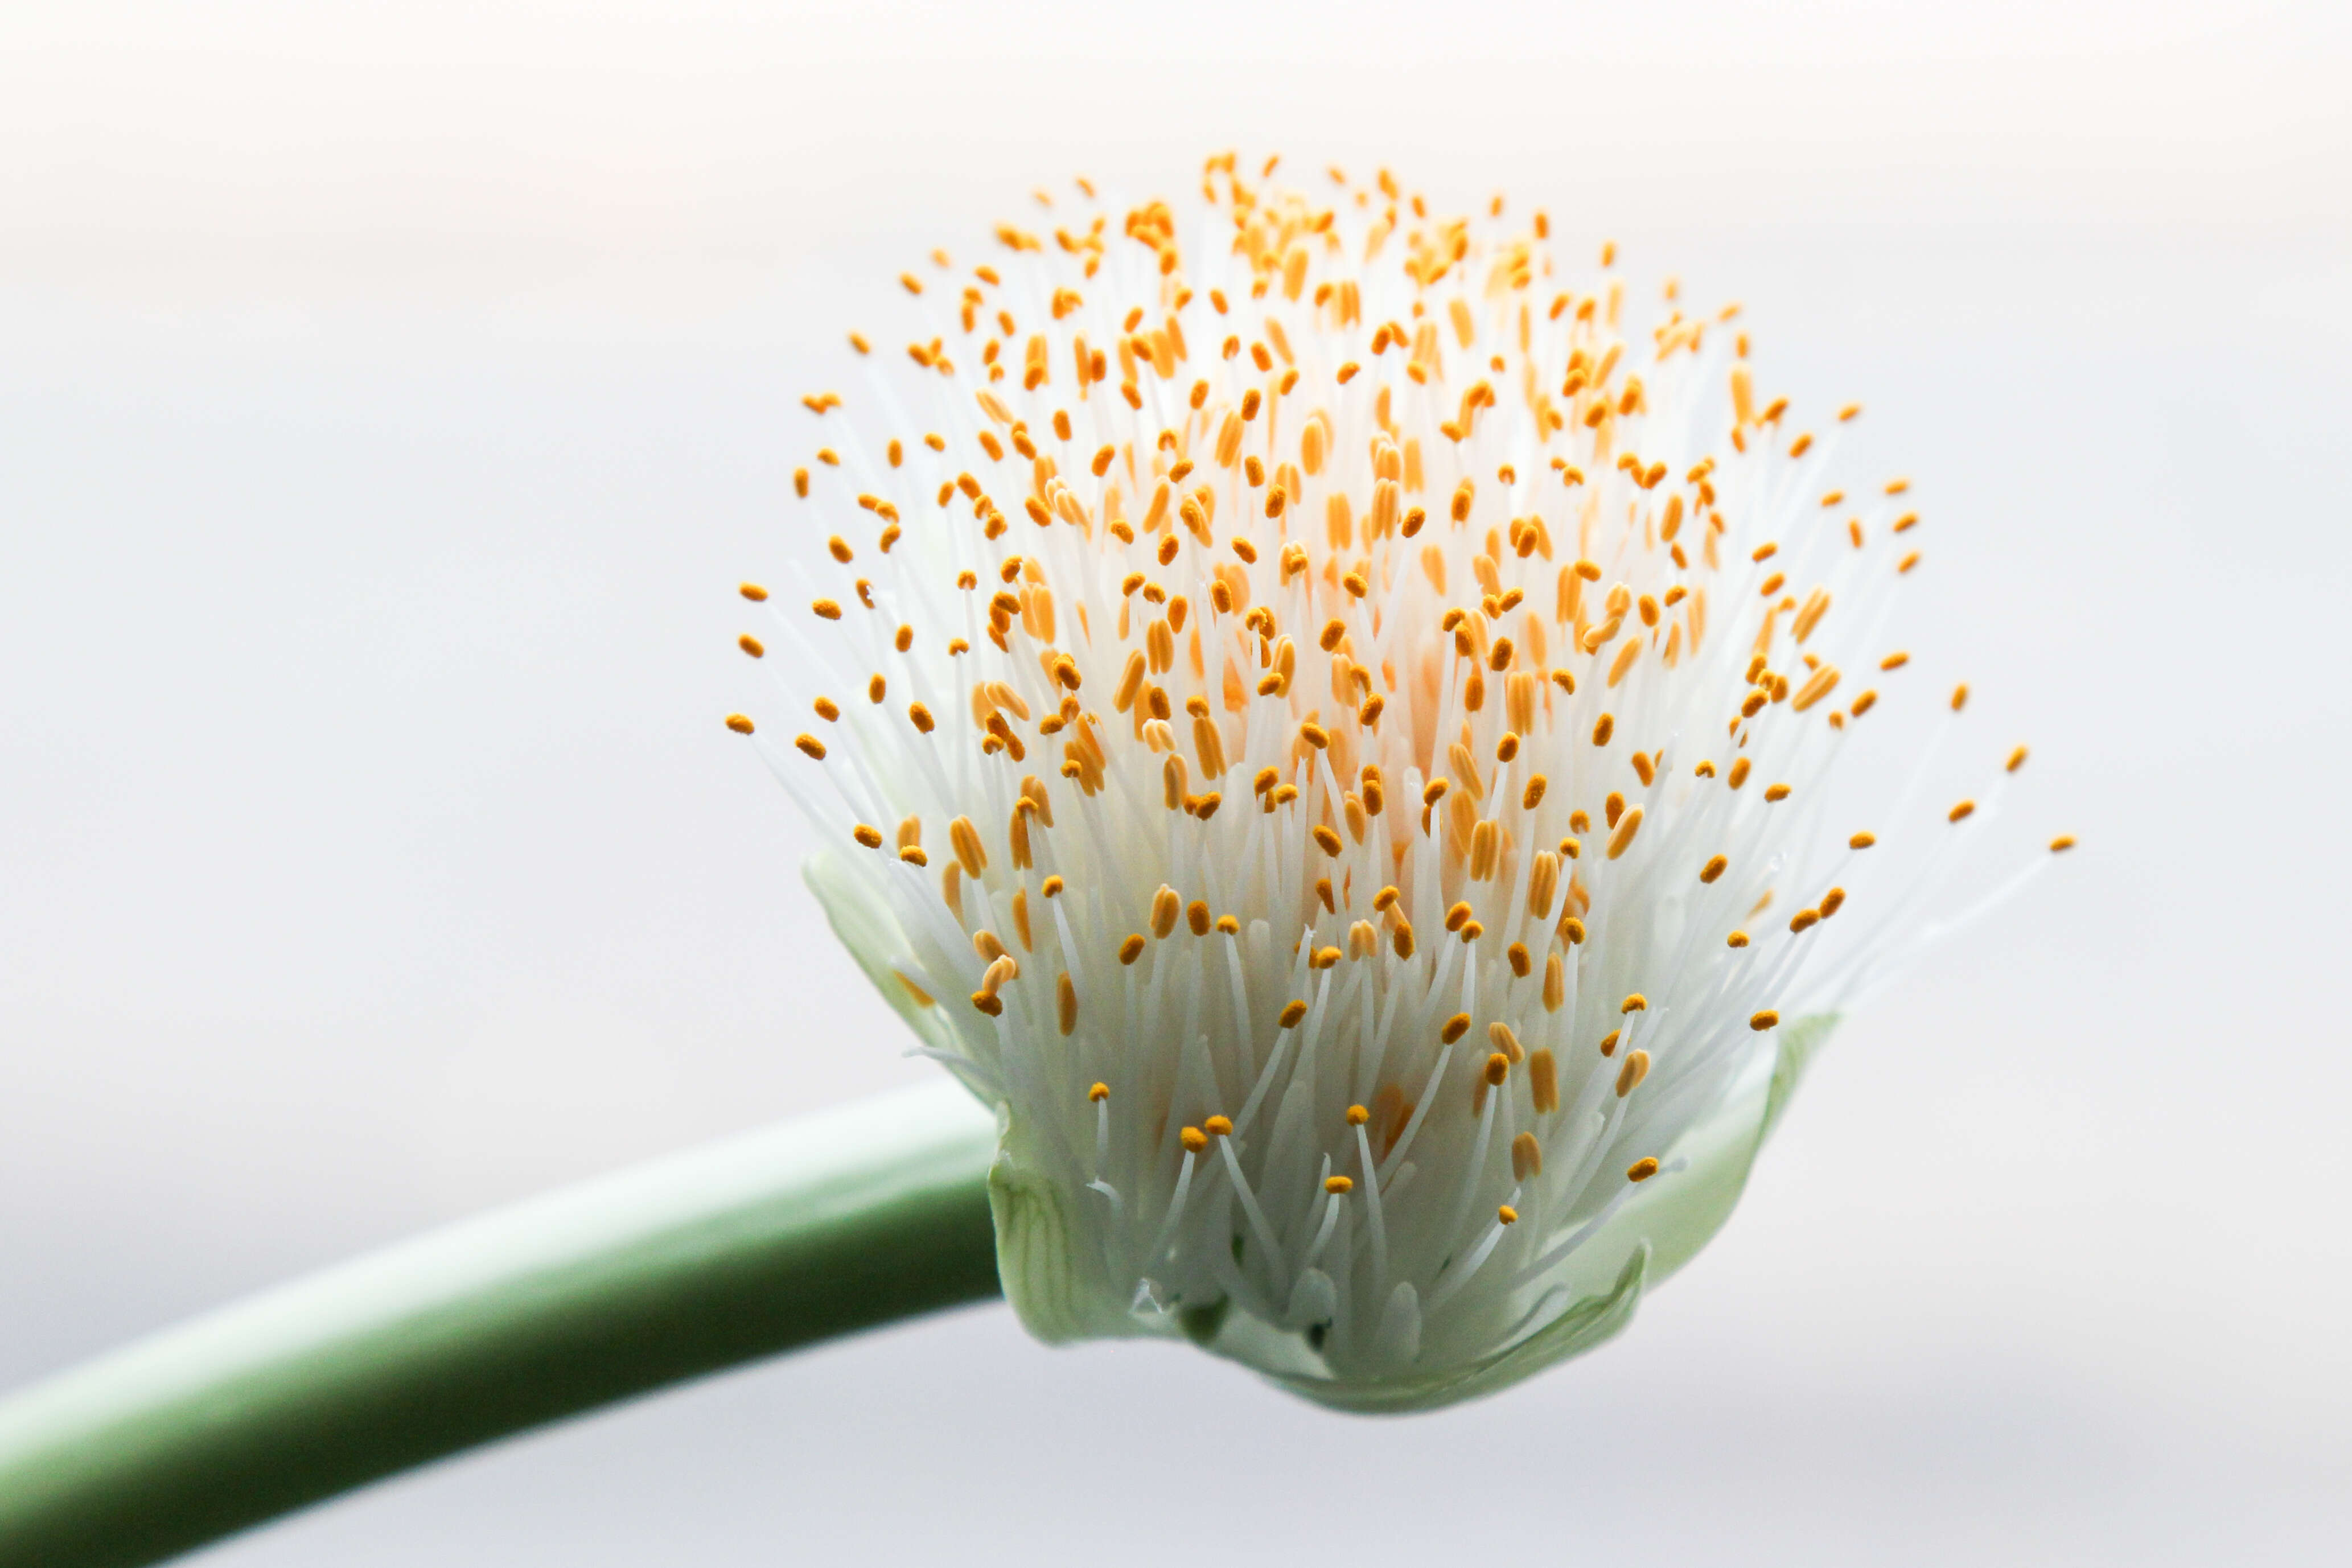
[982,1008,1837,1412]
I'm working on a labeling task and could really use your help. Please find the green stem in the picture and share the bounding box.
[0,1082,1002,1568]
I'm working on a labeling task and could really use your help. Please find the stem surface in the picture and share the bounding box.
[0,1081,1002,1568]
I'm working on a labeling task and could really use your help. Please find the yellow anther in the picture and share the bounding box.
[1180,1126,1208,1154]
[1510,1131,1543,1181]
[1615,1050,1651,1098]
[1441,1013,1471,1044]
[1750,1010,1780,1031]
[1528,1050,1560,1113]
[1626,1158,1660,1183]
[1205,1115,1233,1137]
[1346,1104,1371,1126]
[1325,1175,1354,1195]
[1088,1081,1110,1102]
[1497,1204,1520,1225]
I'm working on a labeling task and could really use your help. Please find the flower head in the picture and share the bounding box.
[729,155,2070,1410]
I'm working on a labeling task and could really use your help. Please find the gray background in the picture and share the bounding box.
[3,2,2347,1562]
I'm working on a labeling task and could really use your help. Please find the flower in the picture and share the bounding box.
[727,154,2071,1411]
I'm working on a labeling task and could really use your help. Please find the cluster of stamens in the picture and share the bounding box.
[726,153,2071,1392]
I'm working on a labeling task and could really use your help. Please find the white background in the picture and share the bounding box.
[2,2,2347,1562]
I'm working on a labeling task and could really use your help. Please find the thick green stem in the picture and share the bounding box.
[0,1081,1002,1568]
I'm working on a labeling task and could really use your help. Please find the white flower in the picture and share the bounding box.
[728,156,2070,1411]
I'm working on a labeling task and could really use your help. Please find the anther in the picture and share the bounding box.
[1626,1158,1660,1183]
[1615,1050,1650,1097]
[1750,1010,1779,1030]
[1511,1131,1543,1180]
[1529,1050,1560,1113]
